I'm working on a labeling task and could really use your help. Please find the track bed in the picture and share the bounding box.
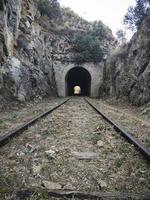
[0,98,149,199]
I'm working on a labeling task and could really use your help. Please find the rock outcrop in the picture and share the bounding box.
[100,13,150,105]
[0,0,58,103]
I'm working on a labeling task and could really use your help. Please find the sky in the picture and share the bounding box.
[60,0,136,40]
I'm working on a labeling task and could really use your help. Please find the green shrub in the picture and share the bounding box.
[91,20,106,40]
[72,21,106,63]
[34,0,61,20]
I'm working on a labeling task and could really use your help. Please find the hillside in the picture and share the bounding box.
[0,0,116,106]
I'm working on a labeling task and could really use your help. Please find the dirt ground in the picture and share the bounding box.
[0,97,149,199]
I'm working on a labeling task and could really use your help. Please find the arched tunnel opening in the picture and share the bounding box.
[65,67,91,96]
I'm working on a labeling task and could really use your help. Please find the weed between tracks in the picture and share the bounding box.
[0,120,7,130]
[91,122,109,145]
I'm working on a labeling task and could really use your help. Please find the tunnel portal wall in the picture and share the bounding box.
[53,62,104,97]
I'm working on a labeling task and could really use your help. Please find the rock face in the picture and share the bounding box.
[0,0,58,103]
[100,13,150,105]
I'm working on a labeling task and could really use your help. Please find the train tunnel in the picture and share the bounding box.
[65,67,91,96]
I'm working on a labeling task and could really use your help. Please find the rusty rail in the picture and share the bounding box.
[84,98,150,161]
[0,98,71,147]
[1,189,149,200]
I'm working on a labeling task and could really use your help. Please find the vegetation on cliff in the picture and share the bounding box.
[34,1,115,64]
[124,0,150,30]
[72,21,107,63]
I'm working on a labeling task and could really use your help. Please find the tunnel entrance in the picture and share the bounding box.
[65,67,91,96]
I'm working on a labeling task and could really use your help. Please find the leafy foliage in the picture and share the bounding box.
[34,0,61,20]
[72,21,106,63]
[124,0,150,30]
[90,21,106,40]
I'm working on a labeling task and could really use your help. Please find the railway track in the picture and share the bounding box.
[84,98,150,161]
[0,98,71,147]
[0,97,149,160]
[0,97,149,199]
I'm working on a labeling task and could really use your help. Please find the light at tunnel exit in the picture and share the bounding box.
[74,85,81,95]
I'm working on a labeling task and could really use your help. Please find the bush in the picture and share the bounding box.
[35,0,61,20]
[124,0,150,30]
[72,33,104,63]
[90,20,106,40]
[72,21,106,63]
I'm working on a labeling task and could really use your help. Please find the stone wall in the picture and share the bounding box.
[53,61,104,97]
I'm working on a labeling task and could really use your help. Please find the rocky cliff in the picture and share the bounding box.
[0,0,115,105]
[100,12,150,106]
[0,0,59,104]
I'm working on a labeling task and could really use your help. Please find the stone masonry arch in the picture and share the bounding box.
[53,62,103,97]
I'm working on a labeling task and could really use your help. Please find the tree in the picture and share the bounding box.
[35,0,61,20]
[116,29,127,45]
[90,21,106,40]
[72,32,104,63]
[123,0,150,30]
[71,20,108,63]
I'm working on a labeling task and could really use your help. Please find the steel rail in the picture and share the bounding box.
[84,98,150,161]
[2,189,150,200]
[0,98,71,147]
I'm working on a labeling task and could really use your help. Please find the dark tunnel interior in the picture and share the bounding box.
[65,67,91,96]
